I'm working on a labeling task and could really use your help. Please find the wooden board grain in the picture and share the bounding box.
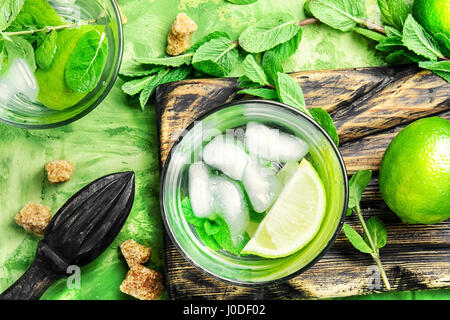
[155,65,450,299]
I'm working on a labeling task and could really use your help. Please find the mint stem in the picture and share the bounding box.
[2,19,97,37]
[360,19,386,35]
[355,203,391,291]
[297,18,319,27]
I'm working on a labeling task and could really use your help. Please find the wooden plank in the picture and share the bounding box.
[155,65,450,299]
[339,110,450,174]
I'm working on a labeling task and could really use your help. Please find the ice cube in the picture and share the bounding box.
[0,58,39,105]
[188,162,214,218]
[202,134,249,181]
[212,176,249,244]
[245,122,308,162]
[243,163,281,213]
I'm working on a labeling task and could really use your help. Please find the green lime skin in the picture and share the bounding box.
[412,0,450,39]
[379,117,450,224]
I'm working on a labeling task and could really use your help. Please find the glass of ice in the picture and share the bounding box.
[0,0,123,129]
[161,100,349,285]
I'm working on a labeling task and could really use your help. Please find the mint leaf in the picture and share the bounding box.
[7,0,63,32]
[347,169,371,215]
[0,39,7,74]
[305,0,366,32]
[419,60,450,72]
[385,49,426,65]
[122,74,157,96]
[35,30,57,70]
[434,33,450,57]
[3,35,36,72]
[432,71,450,83]
[249,209,266,223]
[181,197,205,227]
[402,15,443,61]
[242,54,268,86]
[267,29,302,61]
[204,219,220,236]
[180,197,249,253]
[211,217,250,255]
[0,0,24,31]
[364,217,387,250]
[342,223,372,254]
[419,60,450,83]
[276,72,308,114]
[134,53,194,67]
[310,108,339,146]
[238,75,263,88]
[262,51,283,86]
[65,30,108,93]
[239,13,300,53]
[385,26,402,37]
[192,36,238,77]
[119,63,163,79]
[139,66,191,109]
[237,88,278,100]
[375,35,404,52]
[196,226,222,251]
[226,0,258,4]
[188,31,231,53]
[354,27,387,43]
[377,0,413,30]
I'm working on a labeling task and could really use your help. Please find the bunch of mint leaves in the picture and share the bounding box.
[121,11,339,146]
[304,0,449,82]
[0,0,107,94]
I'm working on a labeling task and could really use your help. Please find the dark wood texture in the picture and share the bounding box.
[155,65,450,300]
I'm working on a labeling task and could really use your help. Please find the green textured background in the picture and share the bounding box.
[0,0,448,300]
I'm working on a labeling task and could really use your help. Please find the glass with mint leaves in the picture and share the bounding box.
[161,100,348,285]
[0,0,123,128]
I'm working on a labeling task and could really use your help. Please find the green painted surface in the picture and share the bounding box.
[0,0,447,300]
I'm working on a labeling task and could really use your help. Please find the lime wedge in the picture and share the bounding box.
[241,159,326,258]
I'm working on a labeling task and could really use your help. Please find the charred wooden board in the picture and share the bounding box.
[155,65,450,300]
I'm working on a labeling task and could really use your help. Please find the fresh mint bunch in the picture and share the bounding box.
[344,170,391,290]
[124,12,339,144]
[304,0,450,82]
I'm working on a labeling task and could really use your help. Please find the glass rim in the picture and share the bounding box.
[0,0,124,130]
[160,99,349,287]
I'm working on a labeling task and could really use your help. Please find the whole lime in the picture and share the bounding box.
[379,117,450,224]
[412,0,450,40]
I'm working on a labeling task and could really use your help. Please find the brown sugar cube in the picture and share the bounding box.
[45,160,75,184]
[120,265,164,300]
[166,12,198,56]
[15,202,52,237]
[119,239,151,267]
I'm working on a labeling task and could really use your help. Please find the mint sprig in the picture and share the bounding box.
[344,170,391,291]
[303,0,449,82]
